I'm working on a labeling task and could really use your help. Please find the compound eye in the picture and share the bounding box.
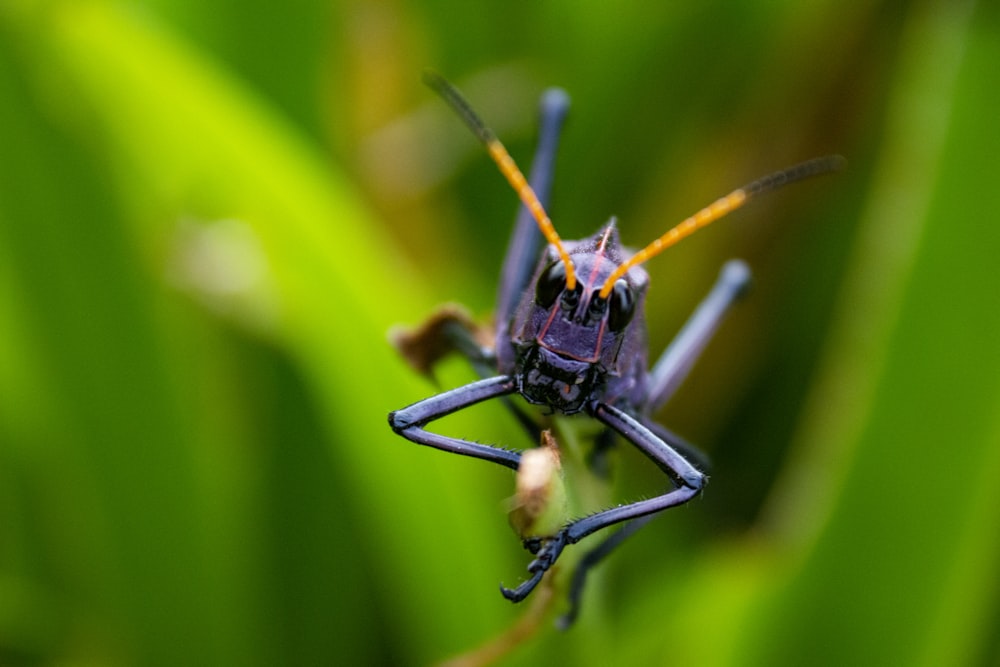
[535,261,567,308]
[607,279,635,332]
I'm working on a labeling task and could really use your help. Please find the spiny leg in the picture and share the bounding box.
[557,419,711,626]
[389,375,522,470]
[414,315,542,442]
[392,308,542,441]
[647,259,752,412]
[500,402,705,603]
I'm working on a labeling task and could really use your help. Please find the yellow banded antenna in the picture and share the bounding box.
[598,155,846,298]
[424,71,578,291]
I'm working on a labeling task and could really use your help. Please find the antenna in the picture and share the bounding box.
[598,155,845,298]
[424,71,578,290]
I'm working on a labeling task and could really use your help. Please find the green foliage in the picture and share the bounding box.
[1,1,997,665]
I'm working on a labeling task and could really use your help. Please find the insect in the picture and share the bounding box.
[389,71,841,625]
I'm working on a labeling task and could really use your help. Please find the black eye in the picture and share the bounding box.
[535,261,566,308]
[607,280,635,332]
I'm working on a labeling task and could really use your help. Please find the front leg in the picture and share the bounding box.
[389,375,521,470]
[499,401,706,602]
[569,402,705,538]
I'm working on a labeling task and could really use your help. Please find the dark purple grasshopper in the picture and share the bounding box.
[390,72,841,625]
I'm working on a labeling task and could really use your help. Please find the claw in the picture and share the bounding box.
[499,569,545,602]
[499,531,569,603]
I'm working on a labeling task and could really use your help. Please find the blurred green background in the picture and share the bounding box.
[1,0,999,665]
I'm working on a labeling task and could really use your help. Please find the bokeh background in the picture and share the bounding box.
[2,1,999,665]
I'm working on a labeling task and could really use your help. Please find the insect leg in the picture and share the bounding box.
[392,307,543,443]
[557,420,708,626]
[577,403,706,536]
[399,311,542,441]
[500,402,705,603]
[389,376,521,469]
[494,88,571,354]
[646,259,752,412]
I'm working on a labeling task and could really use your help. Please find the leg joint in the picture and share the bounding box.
[387,408,416,434]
